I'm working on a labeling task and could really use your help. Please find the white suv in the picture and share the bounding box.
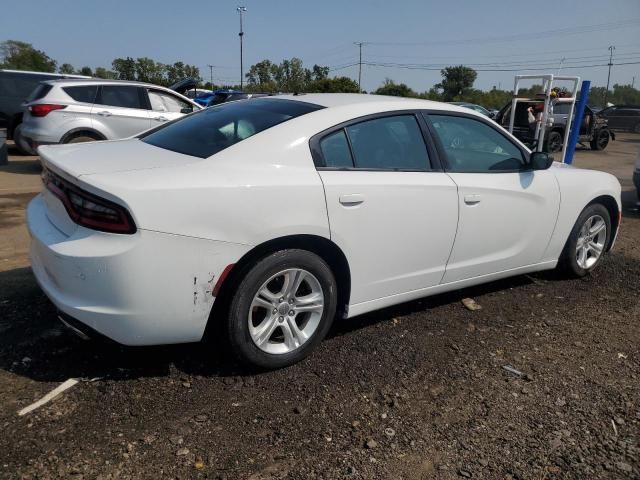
[20,79,202,153]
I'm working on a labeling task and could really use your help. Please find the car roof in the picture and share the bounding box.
[0,69,90,78]
[265,93,475,114]
[42,78,169,88]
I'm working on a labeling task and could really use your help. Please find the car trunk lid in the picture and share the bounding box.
[38,138,202,178]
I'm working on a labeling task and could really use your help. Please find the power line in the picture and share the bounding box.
[364,18,640,47]
[356,60,640,73]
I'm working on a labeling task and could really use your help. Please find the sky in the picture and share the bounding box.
[1,0,639,93]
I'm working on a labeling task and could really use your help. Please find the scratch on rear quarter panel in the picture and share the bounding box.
[193,276,197,305]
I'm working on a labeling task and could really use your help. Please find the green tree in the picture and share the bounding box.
[58,63,75,74]
[307,76,359,93]
[165,61,186,85]
[112,57,136,80]
[435,65,477,101]
[311,64,330,81]
[135,57,165,84]
[182,64,201,83]
[0,40,56,72]
[246,59,277,91]
[94,67,116,79]
[78,66,93,77]
[375,78,417,97]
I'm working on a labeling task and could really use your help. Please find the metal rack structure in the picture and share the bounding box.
[508,74,580,163]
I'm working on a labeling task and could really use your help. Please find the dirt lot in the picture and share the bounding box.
[0,137,639,480]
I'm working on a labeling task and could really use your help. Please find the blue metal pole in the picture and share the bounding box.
[564,80,591,165]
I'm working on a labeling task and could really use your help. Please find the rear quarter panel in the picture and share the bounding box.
[542,164,621,261]
[81,119,333,246]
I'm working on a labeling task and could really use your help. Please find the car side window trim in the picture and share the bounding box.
[309,110,443,172]
[420,110,531,174]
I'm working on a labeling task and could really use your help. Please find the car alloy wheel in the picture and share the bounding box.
[248,268,324,355]
[575,214,607,270]
[226,249,337,369]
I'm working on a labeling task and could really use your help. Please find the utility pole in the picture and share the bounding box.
[354,42,366,93]
[207,64,214,89]
[604,45,615,106]
[632,76,636,88]
[237,6,247,89]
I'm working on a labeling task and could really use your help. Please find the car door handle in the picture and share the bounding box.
[96,110,112,117]
[153,116,169,122]
[464,194,481,205]
[339,194,364,206]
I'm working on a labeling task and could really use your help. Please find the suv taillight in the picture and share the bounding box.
[29,104,66,117]
[43,170,136,234]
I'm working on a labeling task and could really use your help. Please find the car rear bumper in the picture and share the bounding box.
[27,194,250,346]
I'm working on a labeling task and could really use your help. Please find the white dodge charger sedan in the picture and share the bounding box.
[27,94,621,368]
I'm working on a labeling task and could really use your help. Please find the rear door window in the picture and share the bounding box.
[96,85,144,109]
[345,115,430,170]
[63,85,98,104]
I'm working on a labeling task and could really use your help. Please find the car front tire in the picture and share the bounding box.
[558,203,611,277]
[227,249,338,369]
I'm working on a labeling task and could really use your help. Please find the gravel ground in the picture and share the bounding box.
[0,136,639,479]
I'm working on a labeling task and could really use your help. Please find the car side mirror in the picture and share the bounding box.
[529,151,554,170]
[180,107,193,114]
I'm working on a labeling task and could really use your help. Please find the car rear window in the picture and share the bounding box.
[140,98,324,159]
[63,85,98,103]
[26,84,53,102]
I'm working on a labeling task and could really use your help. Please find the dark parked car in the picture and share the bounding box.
[598,105,640,133]
[0,69,88,151]
[495,100,613,153]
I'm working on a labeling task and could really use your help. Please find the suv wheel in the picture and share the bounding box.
[12,124,32,155]
[590,129,610,151]
[227,249,338,369]
[66,135,97,144]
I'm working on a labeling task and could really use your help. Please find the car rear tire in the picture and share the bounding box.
[227,249,338,369]
[65,133,99,144]
[546,131,563,153]
[590,129,610,151]
[558,203,611,277]
[12,124,32,155]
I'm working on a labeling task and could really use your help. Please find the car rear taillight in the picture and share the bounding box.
[43,170,136,234]
[29,104,67,117]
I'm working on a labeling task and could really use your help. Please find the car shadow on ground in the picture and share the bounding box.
[0,265,542,385]
[617,135,640,144]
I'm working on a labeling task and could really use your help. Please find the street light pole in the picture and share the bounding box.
[207,64,214,89]
[237,6,247,89]
[604,45,615,106]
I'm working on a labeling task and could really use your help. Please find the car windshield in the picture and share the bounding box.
[140,98,323,158]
